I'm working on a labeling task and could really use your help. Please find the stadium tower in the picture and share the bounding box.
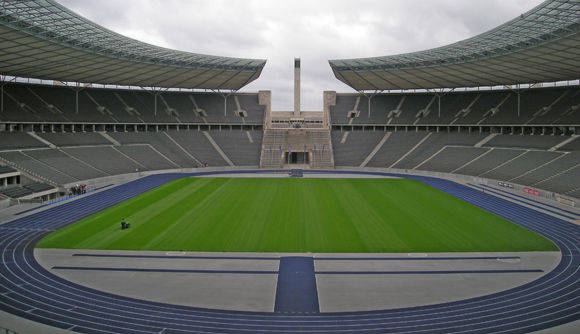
[294,58,301,115]
[259,59,334,168]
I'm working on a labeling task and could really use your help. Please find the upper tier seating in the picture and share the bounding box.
[330,86,580,125]
[0,83,264,124]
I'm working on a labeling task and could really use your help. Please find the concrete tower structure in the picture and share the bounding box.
[294,58,300,116]
[259,58,334,169]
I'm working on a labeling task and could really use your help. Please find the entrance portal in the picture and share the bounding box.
[285,151,309,165]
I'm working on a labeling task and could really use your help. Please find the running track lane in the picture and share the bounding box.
[0,170,578,333]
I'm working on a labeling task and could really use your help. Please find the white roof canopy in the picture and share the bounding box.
[0,0,266,89]
[329,0,580,91]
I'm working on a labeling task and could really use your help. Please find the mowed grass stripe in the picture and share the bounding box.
[37,178,557,253]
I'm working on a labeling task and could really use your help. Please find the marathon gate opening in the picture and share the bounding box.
[286,151,309,164]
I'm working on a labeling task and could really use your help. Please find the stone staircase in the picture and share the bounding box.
[260,129,333,168]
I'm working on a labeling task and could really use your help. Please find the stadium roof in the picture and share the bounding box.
[0,0,266,90]
[329,0,580,91]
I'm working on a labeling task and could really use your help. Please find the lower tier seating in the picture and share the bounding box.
[0,130,262,184]
[332,130,579,198]
[0,182,54,199]
[0,129,577,198]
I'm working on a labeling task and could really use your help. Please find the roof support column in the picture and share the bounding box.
[212,90,234,117]
[146,87,161,117]
[0,81,4,114]
[438,94,441,118]
[71,85,86,115]
[359,90,382,118]
[517,87,521,118]
[224,94,227,117]
[432,88,449,119]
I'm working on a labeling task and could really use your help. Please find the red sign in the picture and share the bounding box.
[523,187,540,196]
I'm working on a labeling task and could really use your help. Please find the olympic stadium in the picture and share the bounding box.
[0,0,579,333]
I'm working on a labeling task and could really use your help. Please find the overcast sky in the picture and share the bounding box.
[56,0,544,111]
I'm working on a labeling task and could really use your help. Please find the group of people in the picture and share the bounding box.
[70,184,87,195]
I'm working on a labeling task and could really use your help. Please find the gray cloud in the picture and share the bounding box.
[56,0,543,111]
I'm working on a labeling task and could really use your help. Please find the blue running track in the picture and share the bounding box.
[274,257,319,314]
[0,170,578,333]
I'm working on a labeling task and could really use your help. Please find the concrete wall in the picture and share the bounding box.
[259,91,271,128]
[64,166,259,190]
[323,91,336,130]
[0,197,10,210]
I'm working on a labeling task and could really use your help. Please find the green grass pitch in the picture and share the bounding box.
[37,177,557,253]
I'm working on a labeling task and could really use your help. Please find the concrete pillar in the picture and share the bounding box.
[294,58,300,116]
[322,91,336,129]
[259,90,272,128]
